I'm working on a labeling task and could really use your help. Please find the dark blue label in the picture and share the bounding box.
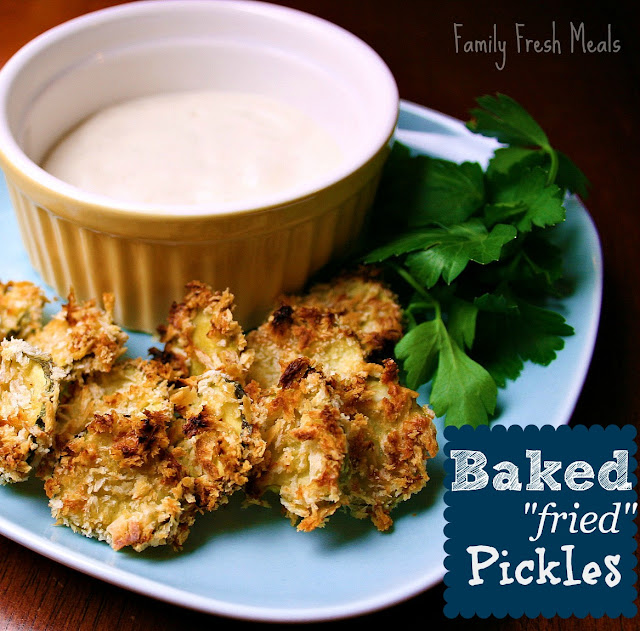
[443,424,637,618]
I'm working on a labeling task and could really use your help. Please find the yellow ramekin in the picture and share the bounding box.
[0,1,398,333]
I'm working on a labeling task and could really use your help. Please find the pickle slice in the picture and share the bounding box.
[0,339,63,484]
[45,407,196,552]
[158,281,252,383]
[45,357,197,551]
[29,291,127,381]
[54,357,173,448]
[246,359,348,531]
[170,369,265,512]
[244,291,439,532]
[337,360,439,531]
[0,280,47,340]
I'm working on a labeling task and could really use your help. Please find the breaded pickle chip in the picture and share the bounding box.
[158,281,252,382]
[29,291,127,380]
[45,408,196,552]
[245,298,438,531]
[44,357,195,551]
[0,280,47,340]
[246,304,369,388]
[0,339,63,484]
[286,269,403,360]
[246,359,348,531]
[170,370,265,512]
[54,357,174,448]
[0,273,438,545]
[49,358,265,549]
[338,360,438,531]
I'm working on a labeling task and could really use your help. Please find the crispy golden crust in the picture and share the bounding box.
[169,370,265,512]
[246,360,348,531]
[288,269,404,360]
[337,360,438,531]
[43,357,197,551]
[157,281,252,383]
[245,285,438,531]
[0,339,64,484]
[42,284,269,551]
[47,357,266,549]
[53,357,174,451]
[246,305,370,389]
[28,291,127,380]
[0,281,47,340]
[247,357,437,532]
[44,408,197,552]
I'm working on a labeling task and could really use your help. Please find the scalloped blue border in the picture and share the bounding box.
[443,424,637,618]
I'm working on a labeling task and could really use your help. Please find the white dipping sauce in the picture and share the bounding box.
[42,91,343,206]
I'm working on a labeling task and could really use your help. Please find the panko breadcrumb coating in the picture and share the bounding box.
[0,339,64,484]
[286,269,404,361]
[0,280,47,340]
[170,370,265,512]
[29,290,127,380]
[45,408,196,552]
[43,357,195,551]
[245,359,348,531]
[53,357,174,450]
[245,273,438,531]
[44,279,266,551]
[47,359,265,549]
[157,281,252,383]
[337,360,437,531]
[246,304,370,388]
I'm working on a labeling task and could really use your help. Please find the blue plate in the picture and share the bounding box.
[0,101,602,622]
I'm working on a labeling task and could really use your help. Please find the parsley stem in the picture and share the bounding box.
[545,146,559,185]
[504,249,524,279]
[390,262,435,306]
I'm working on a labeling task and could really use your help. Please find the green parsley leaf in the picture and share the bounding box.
[446,297,478,350]
[487,147,546,180]
[556,150,590,198]
[395,314,497,427]
[473,296,574,387]
[513,235,566,297]
[510,300,574,365]
[486,166,565,232]
[395,319,440,390]
[467,93,551,149]
[474,292,519,313]
[468,93,590,197]
[487,146,590,199]
[404,221,517,287]
[429,319,498,427]
[468,233,567,300]
[405,158,485,227]
[365,143,485,240]
[363,229,440,263]
[356,92,584,427]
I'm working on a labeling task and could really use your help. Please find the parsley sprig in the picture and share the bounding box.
[360,93,589,427]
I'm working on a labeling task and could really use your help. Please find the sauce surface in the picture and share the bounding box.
[42,91,342,206]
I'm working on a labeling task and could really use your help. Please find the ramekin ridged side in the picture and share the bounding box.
[4,159,384,332]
